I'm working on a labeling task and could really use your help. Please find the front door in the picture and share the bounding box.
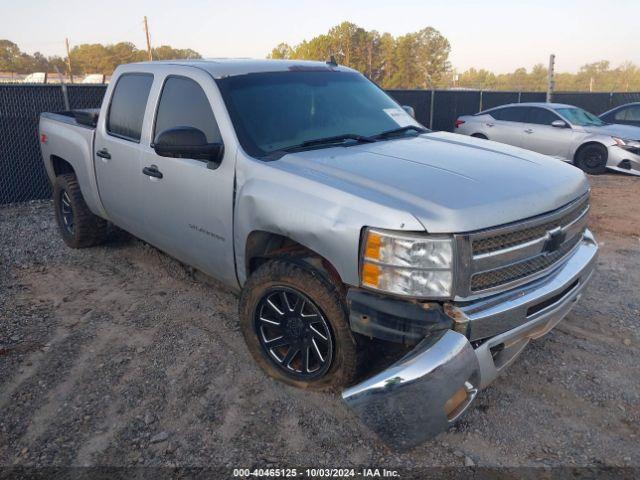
[138,70,237,286]
[519,107,573,159]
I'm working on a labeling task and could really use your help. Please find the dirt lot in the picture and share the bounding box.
[1,174,639,470]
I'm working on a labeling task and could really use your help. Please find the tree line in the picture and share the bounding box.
[0,39,200,76]
[2,27,639,92]
[269,22,640,92]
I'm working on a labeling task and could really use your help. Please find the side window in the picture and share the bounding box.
[527,107,562,126]
[107,73,154,141]
[615,106,640,121]
[490,107,527,123]
[154,76,221,143]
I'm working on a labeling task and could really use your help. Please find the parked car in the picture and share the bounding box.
[455,102,640,176]
[39,60,598,450]
[599,102,640,128]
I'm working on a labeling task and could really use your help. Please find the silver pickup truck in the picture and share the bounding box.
[39,59,598,450]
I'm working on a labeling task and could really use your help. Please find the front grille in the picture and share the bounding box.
[457,194,591,296]
[470,233,581,291]
[472,196,589,255]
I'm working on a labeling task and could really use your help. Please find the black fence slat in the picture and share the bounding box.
[431,90,481,132]
[481,91,520,110]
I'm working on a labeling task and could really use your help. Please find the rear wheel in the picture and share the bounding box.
[53,173,107,248]
[472,133,488,140]
[239,259,359,390]
[574,143,608,174]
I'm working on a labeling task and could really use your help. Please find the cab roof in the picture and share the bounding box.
[126,58,357,78]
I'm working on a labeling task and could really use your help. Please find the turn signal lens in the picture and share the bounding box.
[364,232,381,260]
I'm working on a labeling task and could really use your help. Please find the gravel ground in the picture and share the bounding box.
[0,174,639,471]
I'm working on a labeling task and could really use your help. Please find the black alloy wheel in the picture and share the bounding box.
[254,287,334,380]
[59,190,75,235]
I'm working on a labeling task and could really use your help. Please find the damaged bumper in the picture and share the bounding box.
[342,230,598,450]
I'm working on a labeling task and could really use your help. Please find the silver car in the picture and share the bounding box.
[456,102,640,176]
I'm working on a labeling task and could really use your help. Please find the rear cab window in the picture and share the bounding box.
[107,73,154,142]
[488,107,527,123]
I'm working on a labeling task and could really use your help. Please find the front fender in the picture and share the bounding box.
[233,157,424,286]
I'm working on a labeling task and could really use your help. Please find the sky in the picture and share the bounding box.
[3,0,639,73]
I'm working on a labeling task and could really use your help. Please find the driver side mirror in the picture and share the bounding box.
[153,126,224,166]
[551,119,569,128]
[402,105,416,119]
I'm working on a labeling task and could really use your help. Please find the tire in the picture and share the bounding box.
[53,173,107,248]
[574,143,608,174]
[471,133,488,140]
[239,258,360,391]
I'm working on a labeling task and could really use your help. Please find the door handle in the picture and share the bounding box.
[96,148,111,159]
[524,128,534,134]
[486,122,494,127]
[142,165,163,179]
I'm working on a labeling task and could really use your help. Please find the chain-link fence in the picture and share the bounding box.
[0,84,107,205]
[2,84,640,205]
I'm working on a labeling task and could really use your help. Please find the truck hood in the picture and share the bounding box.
[274,132,589,233]
[582,123,640,140]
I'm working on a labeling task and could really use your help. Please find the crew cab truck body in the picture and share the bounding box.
[40,60,598,450]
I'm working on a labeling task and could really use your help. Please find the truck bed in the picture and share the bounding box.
[39,108,105,218]
[41,109,100,128]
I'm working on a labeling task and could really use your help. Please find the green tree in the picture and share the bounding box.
[0,40,22,71]
[268,23,451,89]
[267,43,294,59]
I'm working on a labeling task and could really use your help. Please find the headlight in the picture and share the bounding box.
[612,137,629,147]
[360,228,454,298]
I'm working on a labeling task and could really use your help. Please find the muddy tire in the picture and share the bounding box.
[53,173,107,248]
[239,259,360,391]
[574,143,608,174]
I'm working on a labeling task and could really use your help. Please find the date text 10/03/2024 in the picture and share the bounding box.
[233,468,400,477]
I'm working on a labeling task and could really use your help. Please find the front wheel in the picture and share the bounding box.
[574,144,608,174]
[239,259,359,390]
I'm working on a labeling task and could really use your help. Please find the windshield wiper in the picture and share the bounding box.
[263,133,377,160]
[299,133,376,148]
[371,125,429,139]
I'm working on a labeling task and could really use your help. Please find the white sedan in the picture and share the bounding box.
[455,102,640,176]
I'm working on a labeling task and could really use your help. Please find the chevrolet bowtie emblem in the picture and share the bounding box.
[544,227,566,253]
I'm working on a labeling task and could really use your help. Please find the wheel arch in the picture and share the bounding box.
[471,133,488,140]
[244,230,345,291]
[50,155,75,176]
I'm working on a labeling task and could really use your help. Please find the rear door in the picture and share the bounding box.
[519,107,573,159]
[484,106,527,147]
[138,68,237,286]
[94,72,154,234]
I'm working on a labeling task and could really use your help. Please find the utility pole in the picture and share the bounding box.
[65,38,74,84]
[144,16,153,61]
[546,53,555,103]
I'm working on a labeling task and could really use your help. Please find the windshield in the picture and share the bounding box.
[554,107,606,127]
[216,70,422,158]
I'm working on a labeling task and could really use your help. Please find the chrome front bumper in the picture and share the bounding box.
[342,230,598,450]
